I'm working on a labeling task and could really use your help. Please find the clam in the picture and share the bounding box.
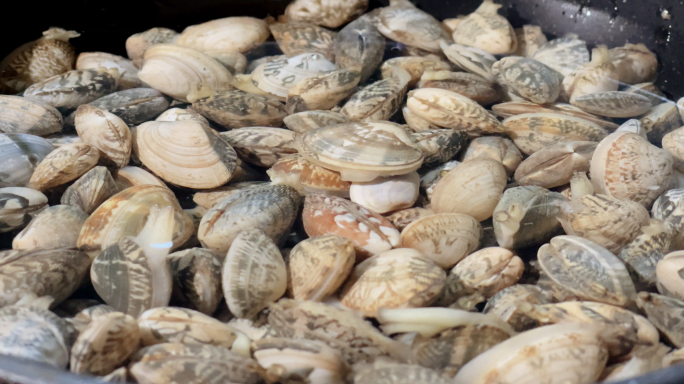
[403,106,441,132]
[0,95,62,136]
[641,102,682,145]
[45,133,81,148]
[267,155,309,194]
[514,141,596,188]
[252,53,336,99]
[380,56,452,88]
[24,68,121,109]
[112,166,168,190]
[354,362,451,384]
[67,88,171,127]
[286,69,361,114]
[657,251,684,301]
[572,91,653,118]
[493,57,560,104]
[299,160,352,196]
[664,126,684,173]
[126,27,179,67]
[289,235,356,301]
[411,130,468,168]
[270,22,337,61]
[61,166,119,214]
[155,107,208,125]
[430,159,507,221]
[335,17,385,82]
[502,113,608,155]
[590,128,673,207]
[609,43,658,85]
[562,46,619,103]
[637,292,684,348]
[189,87,287,129]
[493,186,566,250]
[401,213,481,269]
[491,101,619,130]
[134,120,237,189]
[419,160,461,201]
[406,88,502,136]
[531,34,590,76]
[284,110,350,134]
[176,17,269,53]
[627,82,666,107]
[296,121,424,182]
[340,248,446,317]
[386,207,435,231]
[74,105,131,167]
[302,193,401,260]
[0,28,79,93]
[138,45,233,102]
[376,4,451,53]
[460,136,522,175]
[440,41,497,82]
[454,0,516,55]
[198,184,301,254]
[220,127,297,168]
[513,25,547,57]
[0,187,48,233]
[77,185,193,258]
[537,236,638,307]
[28,143,99,191]
[192,182,268,210]
[417,71,499,106]
[483,284,551,332]
[205,51,247,75]
[285,0,367,28]
[70,312,140,375]
[70,304,118,332]
[76,52,141,90]
[167,248,223,315]
[349,172,420,214]
[602,344,670,382]
[12,205,87,250]
[0,133,55,188]
[245,54,287,74]
[340,69,411,121]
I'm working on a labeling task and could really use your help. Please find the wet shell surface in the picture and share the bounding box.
[176,17,270,53]
[191,89,288,129]
[23,68,120,109]
[296,121,424,182]
[491,101,619,131]
[637,292,684,348]
[198,184,301,254]
[167,248,223,315]
[220,127,297,168]
[386,207,435,231]
[67,88,171,127]
[459,136,522,175]
[76,52,141,90]
[270,22,337,61]
[340,69,411,121]
[349,172,420,214]
[302,193,401,260]
[514,141,596,188]
[417,71,499,106]
[335,17,386,82]
[411,130,468,168]
[286,69,360,114]
[618,218,673,289]
[285,0,368,28]
[454,0,517,55]
[28,143,99,191]
[12,205,88,250]
[126,27,178,67]
[284,110,350,134]
[492,56,560,104]
[339,248,446,317]
[401,213,481,269]
[376,5,450,53]
[0,95,62,136]
[252,53,337,99]
[571,91,652,118]
[513,25,547,57]
[61,166,119,214]
[135,120,237,189]
[0,187,48,233]
[531,35,590,76]
[0,133,55,188]
[441,41,497,82]
[609,43,658,85]
[74,105,131,167]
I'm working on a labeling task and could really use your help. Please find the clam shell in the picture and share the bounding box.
[420,160,460,201]
[417,71,499,106]
[376,6,450,53]
[66,88,171,127]
[664,126,684,173]
[112,166,168,190]
[28,143,99,191]
[637,292,684,348]
[252,53,336,99]
[284,110,350,134]
[491,101,619,131]
[76,52,141,90]
[641,102,682,145]
[205,51,247,75]
[459,136,522,175]
[192,182,268,210]
[625,82,665,107]
[656,250,684,301]
[502,113,608,155]
[75,105,132,167]
[135,120,237,189]
[0,95,62,136]
[513,25,547,57]
[386,207,434,231]
[590,130,673,207]
[0,187,48,233]
[492,57,560,104]
[24,68,121,109]
[267,154,308,194]
[453,0,516,54]
[350,172,420,214]
[70,304,118,332]
[176,17,270,53]
[285,0,368,28]
[198,184,301,254]
[289,235,355,301]
[440,41,497,82]
[296,121,424,182]
[299,159,351,196]
[562,46,619,103]
[483,284,551,332]
[191,90,287,129]
[335,17,384,82]
[138,45,233,102]
[270,22,337,61]
[340,70,411,121]
[138,307,239,348]
[380,56,452,88]
[572,91,652,118]
[155,107,208,125]
[609,43,658,85]
[45,133,81,148]
[411,130,468,168]
[431,159,507,221]
[126,27,179,67]
[354,362,450,384]
[70,312,140,375]
[168,248,223,315]
[61,166,119,214]
[339,248,445,317]
[220,127,297,168]
[286,69,361,114]
[538,236,638,307]
[12,205,88,250]
[531,35,590,76]
[302,193,400,260]
[401,213,481,269]
[403,106,441,132]
[0,133,55,188]
[406,88,502,136]
[514,141,596,188]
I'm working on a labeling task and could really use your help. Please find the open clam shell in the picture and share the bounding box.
[0,95,62,136]
[24,68,121,109]
[252,53,336,99]
[0,133,55,188]
[335,17,385,83]
[176,17,270,54]
[28,143,99,191]
[220,127,297,168]
[12,205,88,250]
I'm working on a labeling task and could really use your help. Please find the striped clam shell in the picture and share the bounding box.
[340,69,411,121]
[220,127,297,168]
[24,68,121,109]
[28,143,99,191]
[168,248,223,315]
[65,88,171,127]
[0,95,62,136]
[12,205,88,251]
[61,166,120,214]
[334,17,384,82]
[0,133,55,188]
[270,22,337,61]
[191,90,287,129]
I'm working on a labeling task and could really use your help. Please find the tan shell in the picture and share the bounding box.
[380,56,452,88]
[138,45,233,102]
[135,120,237,189]
[502,113,608,155]
[70,312,140,376]
[656,251,684,301]
[12,205,88,250]
[230,73,281,100]
[401,213,481,269]
[205,51,247,75]
[376,5,451,53]
[386,207,435,231]
[61,166,119,214]
[412,129,468,168]
[289,235,356,301]
[664,126,684,173]
[286,69,361,114]
[23,68,121,109]
[417,71,499,106]
[483,284,551,332]
[339,248,446,317]
[403,106,441,132]
[76,52,141,90]
[191,182,267,210]
[155,108,209,126]
[514,141,596,188]
[28,143,99,191]
[641,102,683,145]
[285,0,368,28]
[590,129,673,207]
[618,218,673,289]
[75,105,132,167]
[637,292,684,348]
[267,154,309,194]
[125,27,178,67]
[350,172,420,214]
[355,362,452,384]
[302,193,401,261]
[112,166,168,190]
[459,136,522,175]
[296,121,424,182]
[532,35,590,77]
[284,110,350,134]
[440,41,497,82]
[491,101,619,131]
[340,69,411,121]
[513,25,547,57]
[176,17,270,53]
[430,159,507,221]
[299,160,352,196]
[627,82,665,107]
[406,88,502,137]
[270,22,337,61]
[0,95,63,136]
[492,56,561,104]
[562,46,619,103]
[190,88,288,129]
[571,91,652,118]
[454,0,516,55]
[138,307,240,348]
[0,187,48,233]
[609,43,658,84]
[252,53,337,99]
[220,127,297,168]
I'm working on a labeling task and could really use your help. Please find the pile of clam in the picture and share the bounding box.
[2,0,684,383]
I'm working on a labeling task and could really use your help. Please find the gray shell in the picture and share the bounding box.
[24,69,119,109]
[618,219,674,289]
[168,248,223,315]
[284,110,351,134]
[191,91,287,129]
[44,133,81,148]
[411,130,468,168]
[532,35,590,76]
[483,284,551,332]
[0,187,48,233]
[0,95,63,136]
[492,57,561,104]
[65,88,170,126]
[220,127,298,168]
[61,166,120,214]
[12,205,88,250]
[572,91,652,118]
[0,133,55,188]
[354,362,451,384]
[340,73,410,121]
[637,292,684,348]
[335,17,385,82]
